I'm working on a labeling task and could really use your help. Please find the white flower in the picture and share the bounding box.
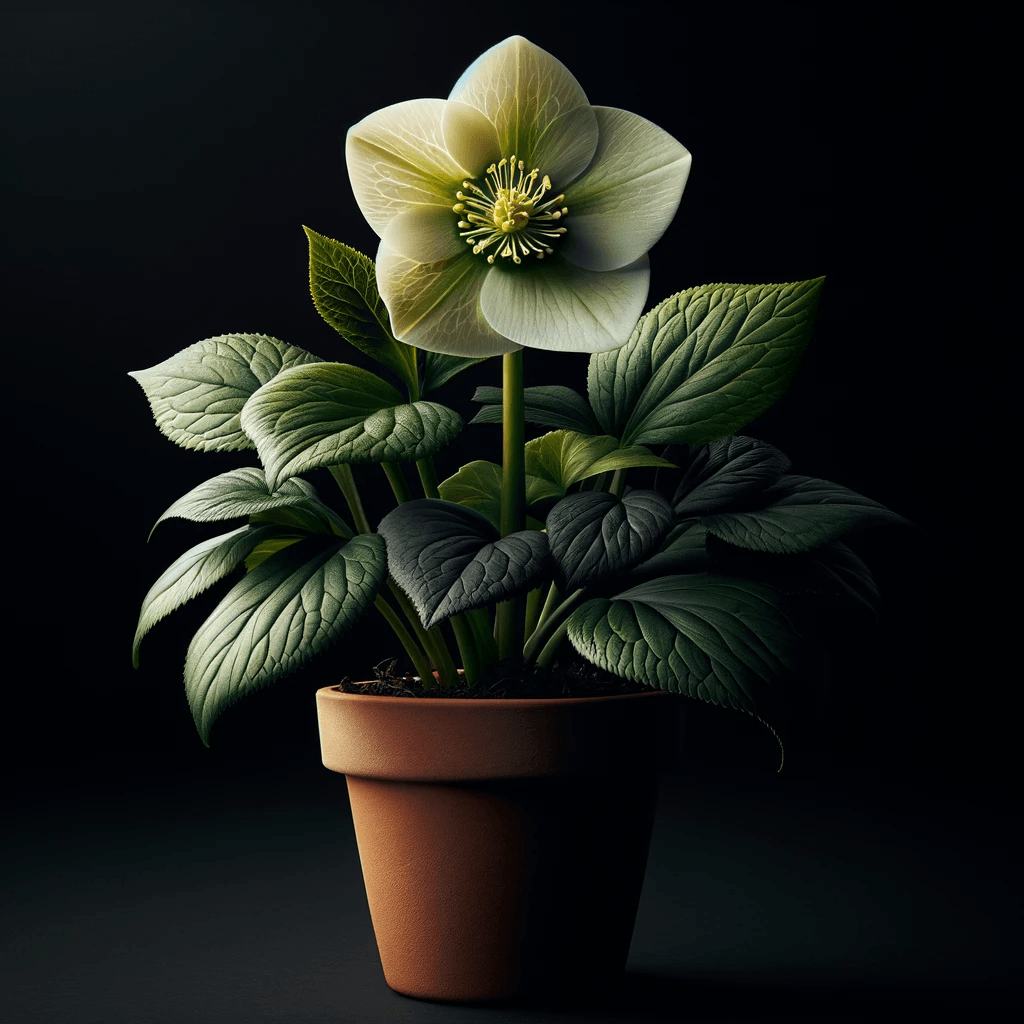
[346,36,691,355]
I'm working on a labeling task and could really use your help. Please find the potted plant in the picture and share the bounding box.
[130,36,905,1005]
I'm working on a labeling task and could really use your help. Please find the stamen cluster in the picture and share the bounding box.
[453,156,568,264]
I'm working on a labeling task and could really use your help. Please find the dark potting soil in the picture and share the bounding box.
[334,658,653,700]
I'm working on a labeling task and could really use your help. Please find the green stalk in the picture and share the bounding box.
[329,465,371,534]
[387,580,458,688]
[533,618,573,669]
[495,350,525,663]
[529,581,561,638]
[416,457,440,500]
[522,589,585,668]
[373,594,434,687]
[330,463,457,686]
[608,468,627,498]
[467,607,498,666]
[381,461,411,504]
[523,586,544,640]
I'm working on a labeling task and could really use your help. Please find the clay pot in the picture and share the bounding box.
[316,684,675,1004]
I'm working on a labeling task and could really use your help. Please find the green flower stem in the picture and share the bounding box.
[496,350,525,663]
[522,589,585,668]
[381,461,411,504]
[373,594,434,687]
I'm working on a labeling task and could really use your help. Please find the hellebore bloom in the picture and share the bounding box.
[346,36,691,356]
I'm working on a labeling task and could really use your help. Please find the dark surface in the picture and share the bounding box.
[4,769,1017,1023]
[1,6,1013,1021]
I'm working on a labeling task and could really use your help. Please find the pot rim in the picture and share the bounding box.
[318,683,671,709]
[316,684,674,780]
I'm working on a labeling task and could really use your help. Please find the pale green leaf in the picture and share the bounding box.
[133,524,279,666]
[186,533,387,744]
[588,280,824,446]
[239,362,463,489]
[129,334,322,452]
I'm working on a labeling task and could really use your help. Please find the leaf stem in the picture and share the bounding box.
[372,594,434,686]
[381,462,411,504]
[329,465,372,534]
[522,588,585,667]
[331,462,457,686]
[387,580,458,688]
[416,457,440,500]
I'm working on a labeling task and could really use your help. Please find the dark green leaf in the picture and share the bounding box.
[377,499,550,628]
[673,436,790,517]
[703,474,908,553]
[588,279,824,446]
[546,490,674,592]
[186,533,387,744]
[566,575,800,715]
[470,385,603,433]
[705,535,881,616]
[129,334,322,452]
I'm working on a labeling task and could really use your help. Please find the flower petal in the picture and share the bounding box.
[479,255,650,353]
[382,207,464,263]
[346,98,468,237]
[441,101,501,177]
[447,36,598,186]
[376,243,519,356]
[560,106,692,272]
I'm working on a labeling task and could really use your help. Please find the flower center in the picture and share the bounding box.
[453,156,568,265]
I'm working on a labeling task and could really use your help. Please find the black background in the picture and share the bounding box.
[2,6,1014,1022]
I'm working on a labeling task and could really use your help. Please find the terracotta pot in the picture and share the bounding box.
[316,684,675,1005]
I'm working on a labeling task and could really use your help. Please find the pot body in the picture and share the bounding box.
[316,686,675,1004]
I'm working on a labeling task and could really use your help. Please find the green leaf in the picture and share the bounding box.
[420,350,488,395]
[526,430,675,494]
[304,226,417,390]
[588,279,824,446]
[186,533,387,744]
[673,436,790,518]
[133,524,279,667]
[546,490,674,593]
[438,461,556,531]
[626,522,713,582]
[377,499,550,629]
[150,468,343,538]
[703,474,908,553]
[239,362,463,489]
[470,385,603,434]
[243,534,306,572]
[129,334,322,452]
[566,575,800,717]
[704,535,881,617]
